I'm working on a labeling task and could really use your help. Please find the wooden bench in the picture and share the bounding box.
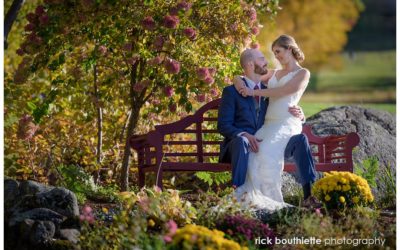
[130,98,360,188]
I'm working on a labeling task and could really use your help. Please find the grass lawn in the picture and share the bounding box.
[301,50,396,117]
[301,102,396,118]
[314,50,396,93]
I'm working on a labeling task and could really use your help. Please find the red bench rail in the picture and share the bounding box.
[130,98,360,188]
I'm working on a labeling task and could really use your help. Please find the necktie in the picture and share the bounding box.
[254,84,260,105]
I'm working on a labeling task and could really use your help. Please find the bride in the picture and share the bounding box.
[233,35,314,211]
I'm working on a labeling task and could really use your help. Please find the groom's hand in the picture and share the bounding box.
[243,132,262,153]
[288,105,305,121]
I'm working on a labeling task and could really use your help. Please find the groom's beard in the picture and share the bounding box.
[254,64,268,75]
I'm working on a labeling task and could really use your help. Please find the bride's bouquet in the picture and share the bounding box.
[312,171,374,210]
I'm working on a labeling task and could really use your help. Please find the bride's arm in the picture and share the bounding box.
[239,69,310,98]
[260,70,274,84]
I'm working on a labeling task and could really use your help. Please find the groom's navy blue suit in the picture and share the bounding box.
[217,79,317,188]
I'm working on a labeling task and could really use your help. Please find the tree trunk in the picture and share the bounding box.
[93,63,103,183]
[4,0,25,49]
[119,107,140,191]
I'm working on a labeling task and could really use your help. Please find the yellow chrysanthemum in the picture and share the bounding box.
[339,196,346,203]
[325,195,331,201]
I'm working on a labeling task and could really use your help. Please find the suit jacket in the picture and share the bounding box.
[217,79,268,162]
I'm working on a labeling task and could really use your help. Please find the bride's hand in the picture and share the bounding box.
[233,76,251,97]
[238,86,252,97]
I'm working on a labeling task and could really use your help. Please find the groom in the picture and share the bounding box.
[217,48,318,205]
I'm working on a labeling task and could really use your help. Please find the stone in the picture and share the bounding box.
[19,180,53,196]
[29,220,56,245]
[4,178,20,215]
[36,187,80,217]
[59,229,80,244]
[9,208,65,227]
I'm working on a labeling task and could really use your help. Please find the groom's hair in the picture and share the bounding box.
[240,49,255,69]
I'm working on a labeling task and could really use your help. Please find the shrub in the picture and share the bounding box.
[312,171,374,210]
[216,214,275,247]
[169,224,247,250]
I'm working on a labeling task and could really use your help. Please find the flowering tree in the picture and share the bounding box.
[13,0,278,190]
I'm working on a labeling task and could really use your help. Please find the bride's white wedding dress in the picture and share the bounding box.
[234,68,306,211]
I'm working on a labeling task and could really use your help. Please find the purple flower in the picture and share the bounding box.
[210,88,218,97]
[39,15,49,25]
[196,94,206,102]
[142,16,156,31]
[208,67,216,76]
[164,58,180,74]
[169,103,177,113]
[177,1,192,11]
[204,76,215,85]
[148,56,163,66]
[163,15,180,29]
[153,35,165,50]
[35,6,45,16]
[196,67,209,80]
[249,7,257,23]
[16,48,25,56]
[24,23,35,32]
[164,86,174,97]
[26,13,37,23]
[251,26,260,35]
[183,27,197,40]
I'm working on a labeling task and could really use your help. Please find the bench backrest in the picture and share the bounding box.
[139,98,359,167]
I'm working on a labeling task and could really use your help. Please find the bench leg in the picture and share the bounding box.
[156,169,163,190]
[138,168,145,188]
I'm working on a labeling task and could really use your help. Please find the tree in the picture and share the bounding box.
[12,0,279,190]
[257,0,364,83]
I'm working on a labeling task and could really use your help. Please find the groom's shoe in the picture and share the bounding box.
[301,196,323,209]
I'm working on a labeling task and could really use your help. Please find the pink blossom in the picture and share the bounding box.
[169,7,180,16]
[166,220,178,235]
[164,86,174,97]
[163,15,180,29]
[208,67,216,76]
[196,67,209,80]
[142,16,156,31]
[147,56,162,66]
[250,42,260,49]
[35,5,45,16]
[163,235,172,242]
[251,26,260,35]
[204,76,215,85]
[153,35,165,50]
[169,103,177,113]
[26,13,37,23]
[24,23,35,32]
[133,79,151,92]
[39,15,49,25]
[210,88,218,97]
[16,48,25,56]
[80,205,95,224]
[196,94,206,102]
[177,1,192,11]
[183,27,197,40]
[164,58,180,74]
[249,7,257,23]
[98,45,107,55]
[152,98,161,105]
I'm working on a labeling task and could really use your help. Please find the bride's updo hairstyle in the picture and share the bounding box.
[272,35,305,62]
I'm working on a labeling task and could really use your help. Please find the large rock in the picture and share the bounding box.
[5,179,82,250]
[36,188,79,217]
[306,105,395,168]
[282,106,395,200]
